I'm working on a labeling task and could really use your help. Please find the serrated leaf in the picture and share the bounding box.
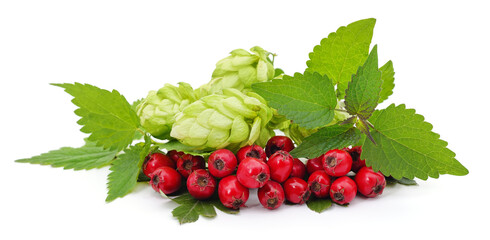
[344,46,382,119]
[361,104,469,180]
[379,61,395,103]
[386,177,418,185]
[306,18,376,98]
[306,197,332,213]
[290,124,361,159]
[156,140,212,157]
[252,72,337,129]
[15,142,117,170]
[106,136,151,202]
[52,83,140,151]
[170,193,218,224]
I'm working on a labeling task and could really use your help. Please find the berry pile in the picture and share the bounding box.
[143,136,386,210]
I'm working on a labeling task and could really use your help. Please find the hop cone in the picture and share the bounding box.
[201,46,275,94]
[170,88,274,151]
[136,82,199,139]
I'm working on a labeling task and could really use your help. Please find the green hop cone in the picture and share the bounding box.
[170,88,274,151]
[136,82,199,139]
[201,46,275,94]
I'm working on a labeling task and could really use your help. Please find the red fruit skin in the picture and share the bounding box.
[347,146,366,172]
[236,157,270,188]
[258,181,285,210]
[143,153,176,177]
[267,151,294,183]
[176,154,205,178]
[167,150,184,163]
[149,166,182,195]
[290,158,306,179]
[236,145,267,163]
[265,136,295,157]
[283,177,310,204]
[307,170,331,198]
[208,149,237,178]
[322,149,352,177]
[218,175,250,209]
[354,167,386,198]
[330,176,357,205]
[306,156,324,175]
[186,169,217,200]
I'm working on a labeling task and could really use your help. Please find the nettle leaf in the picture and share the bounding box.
[344,45,382,119]
[106,136,151,202]
[156,140,212,157]
[361,104,469,180]
[306,197,332,213]
[252,72,337,129]
[53,83,140,151]
[379,61,395,103]
[306,18,376,99]
[15,141,117,170]
[290,124,361,159]
[170,193,236,224]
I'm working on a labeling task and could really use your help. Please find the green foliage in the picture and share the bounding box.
[379,61,395,103]
[252,72,337,129]
[361,104,469,180]
[53,83,140,151]
[306,197,332,213]
[169,193,237,224]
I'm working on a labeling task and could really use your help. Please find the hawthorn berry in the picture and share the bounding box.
[306,156,324,175]
[267,151,294,183]
[283,177,310,204]
[176,154,205,178]
[258,180,285,210]
[149,166,182,195]
[307,170,331,198]
[355,167,386,198]
[218,175,249,209]
[290,158,306,179]
[322,149,352,177]
[330,176,357,205]
[208,149,237,178]
[347,146,366,173]
[236,144,267,163]
[187,169,216,200]
[237,157,270,188]
[142,152,176,177]
[167,150,184,163]
[265,136,295,157]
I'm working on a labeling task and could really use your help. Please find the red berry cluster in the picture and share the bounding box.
[142,136,387,211]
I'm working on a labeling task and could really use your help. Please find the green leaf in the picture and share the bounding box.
[361,104,469,180]
[15,142,117,170]
[106,136,151,202]
[379,61,395,103]
[306,197,332,213]
[344,45,382,119]
[52,83,140,151]
[386,176,418,185]
[306,18,376,98]
[252,72,337,129]
[170,193,218,224]
[290,124,361,159]
[156,140,212,157]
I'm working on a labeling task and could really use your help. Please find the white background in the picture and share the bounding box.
[1,0,489,239]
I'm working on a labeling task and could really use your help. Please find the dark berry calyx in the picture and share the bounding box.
[183,160,193,170]
[151,175,159,186]
[213,159,225,170]
[301,190,311,203]
[326,156,337,168]
[257,172,268,182]
[333,192,344,202]
[232,199,243,209]
[267,197,278,208]
[269,144,282,156]
[246,150,261,159]
[197,176,208,187]
[373,184,383,194]
[310,182,321,192]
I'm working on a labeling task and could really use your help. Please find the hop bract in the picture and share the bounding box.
[136,82,199,139]
[200,46,275,94]
[170,88,274,150]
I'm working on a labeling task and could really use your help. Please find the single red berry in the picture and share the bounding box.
[267,151,294,183]
[218,175,249,209]
[346,146,366,172]
[307,170,331,198]
[208,149,237,178]
[283,177,310,204]
[236,157,270,188]
[330,176,357,205]
[149,166,182,195]
[306,156,324,175]
[265,136,295,157]
[236,144,267,163]
[186,169,217,200]
[290,158,306,179]
[142,153,176,177]
[167,150,184,163]
[355,167,386,198]
[176,154,205,178]
[258,181,285,210]
[322,149,352,177]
